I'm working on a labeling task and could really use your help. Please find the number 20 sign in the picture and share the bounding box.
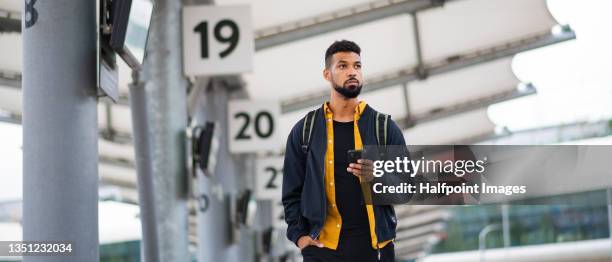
[183,5,254,76]
[228,100,281,154]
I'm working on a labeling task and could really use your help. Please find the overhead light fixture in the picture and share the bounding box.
[109,0,154,70]
[96,0,154,102]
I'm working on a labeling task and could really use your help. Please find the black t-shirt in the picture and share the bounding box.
[333,120,370,238]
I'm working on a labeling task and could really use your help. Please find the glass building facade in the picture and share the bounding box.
[432,190,610,253]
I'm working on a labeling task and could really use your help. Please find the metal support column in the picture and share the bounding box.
[22,0,99,261]
[190,76,254,262]
[183,0,253,260]
[129,71,160,262]
[401,83,413,129]
[411,12,426,80]
[141,0,190,260]
[501,204,511,248]
[607,188,612,260]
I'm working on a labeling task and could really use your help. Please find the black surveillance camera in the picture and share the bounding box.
[192,122,215,174]
[236,190,256,226]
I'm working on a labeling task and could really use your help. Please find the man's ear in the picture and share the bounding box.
[323,68,331,81]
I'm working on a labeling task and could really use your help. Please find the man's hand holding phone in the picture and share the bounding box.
[347,150,374,182]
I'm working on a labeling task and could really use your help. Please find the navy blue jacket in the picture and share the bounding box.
[282,104,406,246]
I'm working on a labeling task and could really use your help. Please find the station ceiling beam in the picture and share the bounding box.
[0,70,20,88]
[397,83,536,128]
[254,0,453,50]
[280,29,575,114]
[471,119,612,145]
[0,9,20,33]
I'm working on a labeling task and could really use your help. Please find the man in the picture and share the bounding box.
[282,40,406,262]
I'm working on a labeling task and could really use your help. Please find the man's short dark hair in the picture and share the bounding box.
[325,40,361,68]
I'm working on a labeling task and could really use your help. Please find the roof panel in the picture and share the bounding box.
[247,15,416,100]
[403,109,494,144]
[110,105,132,135]
[215,0,376,29]
[0,86,20,113]
[419,0,557,61]
[0,0,21,12]
[99,163,136,186]
[97,104,133,135]
[0,33,21,72]
[97,105,107,128]
[408,57,518,115]
[361,85,407,119]
[99,139,135,163]
[117,60,132,96]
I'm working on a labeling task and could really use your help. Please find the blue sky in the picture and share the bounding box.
[489,0,612,130]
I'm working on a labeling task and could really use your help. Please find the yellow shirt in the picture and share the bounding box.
[318,101,392,250]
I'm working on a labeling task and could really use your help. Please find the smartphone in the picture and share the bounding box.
[347,149,362,164]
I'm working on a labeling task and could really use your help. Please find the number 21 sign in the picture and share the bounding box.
[183,5,254,76]
[255,157,284,200]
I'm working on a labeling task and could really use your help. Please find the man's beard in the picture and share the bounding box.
[333,82,362,99]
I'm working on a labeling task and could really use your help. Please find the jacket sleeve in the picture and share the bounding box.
[282,120,309,246]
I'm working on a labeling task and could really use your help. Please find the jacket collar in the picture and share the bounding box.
[323,100,367,120]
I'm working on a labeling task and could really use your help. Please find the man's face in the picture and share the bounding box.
[324,52,363,99]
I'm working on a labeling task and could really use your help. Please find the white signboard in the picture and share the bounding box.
[228,100,281,153]
[271,200,286,229]
[183,5,254,76]
[255,157,284,200]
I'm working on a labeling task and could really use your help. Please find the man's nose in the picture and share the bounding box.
[348,69,357,78]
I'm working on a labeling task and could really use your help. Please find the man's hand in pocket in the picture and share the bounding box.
[297,236,324,250]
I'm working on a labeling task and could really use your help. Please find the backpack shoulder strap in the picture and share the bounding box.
[375,112,389,146]
[301,107,320,153]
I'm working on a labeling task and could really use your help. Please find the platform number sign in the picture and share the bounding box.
[228,100,280,154]
[183,5,254,76]
[272,200,286,229]
[255,157,283,200]
[25,0,39,28]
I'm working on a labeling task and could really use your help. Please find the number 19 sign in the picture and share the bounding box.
[183,5,254,76]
